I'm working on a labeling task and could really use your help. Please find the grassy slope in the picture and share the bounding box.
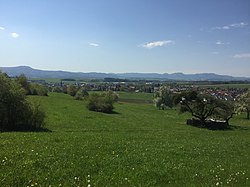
[117,92,153,104]
[1,93,250,186]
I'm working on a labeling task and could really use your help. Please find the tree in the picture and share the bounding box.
[154,86,174,110]
[62,86,68,94]
[106,91,119,102]
[213,100,235,125]
[74,89,89,100]
[0,72,45,131]
[237,91,250,119]
[16,74,30,94]
[67,84,78,96]
[16,74,48,96]
[29,83,48,96]
[174,90,237,128]
[174,90,221,125]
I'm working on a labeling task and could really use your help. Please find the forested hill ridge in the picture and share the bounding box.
[1,66,249,81]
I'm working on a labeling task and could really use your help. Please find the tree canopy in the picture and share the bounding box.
[0,72,45,131]
[237,91,250,119]
[174,90,235,127]
[154,86,174,110]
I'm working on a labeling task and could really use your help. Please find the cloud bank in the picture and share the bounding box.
[213,22,248,30]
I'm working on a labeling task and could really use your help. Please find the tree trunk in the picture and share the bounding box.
[247,110,250,119]
[199,117,206,126]
[226,113,234,126]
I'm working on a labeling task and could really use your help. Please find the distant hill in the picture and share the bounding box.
[0,66,115,79]
[1,66,249,81]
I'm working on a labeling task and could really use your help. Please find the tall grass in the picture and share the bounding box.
[1,93,249,186]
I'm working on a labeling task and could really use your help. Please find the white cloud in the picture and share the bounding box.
[233,53,250,59]
[141,40,175,49]
[230,22,248,28]
[222,26,230,30]
[89,43,99,47]
[215,40,230,45]
[0,27,5,30]
[11,32,19,38]
[213,22,248,30]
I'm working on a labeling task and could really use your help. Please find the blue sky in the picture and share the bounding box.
[0,0,250,76]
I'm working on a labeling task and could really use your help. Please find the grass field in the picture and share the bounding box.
[1,92,250,186]
[117,92,153,104]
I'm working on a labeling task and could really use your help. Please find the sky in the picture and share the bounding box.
[0,0,250,77]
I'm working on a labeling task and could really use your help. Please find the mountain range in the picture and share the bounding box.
[1,66,249,81]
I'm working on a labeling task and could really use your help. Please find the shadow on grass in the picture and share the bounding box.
[107,111,120,115]
[187,123,249,131]
[186,118,230,131]
[89,109,120,115]
[188,125,231,131]
[0,127,52,133]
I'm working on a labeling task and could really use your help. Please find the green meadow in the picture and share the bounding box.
[1,92,250,186]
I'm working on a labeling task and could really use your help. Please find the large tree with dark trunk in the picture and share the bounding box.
[174,90,234,126]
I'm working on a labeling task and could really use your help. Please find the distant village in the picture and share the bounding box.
[30,78,249,101]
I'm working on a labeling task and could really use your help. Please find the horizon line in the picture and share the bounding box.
[1,65,249,78]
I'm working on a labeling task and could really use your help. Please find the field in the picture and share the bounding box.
[117,92,153,104]
[1,92,250,186]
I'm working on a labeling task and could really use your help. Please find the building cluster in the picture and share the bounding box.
[33,79,249,101]
[200,87,248,101]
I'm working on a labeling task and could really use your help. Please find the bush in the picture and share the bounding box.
[0,72,46,131]
[52,86,63,93]
[16,74,48,96]
[105,91,119,102]
[16,74,30,94]
[67,84,78,96]
[62,86,68,94]
[27,103,46,129]
[86,92,118,113]
[74,89,89,100]
[29,83,48,96]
